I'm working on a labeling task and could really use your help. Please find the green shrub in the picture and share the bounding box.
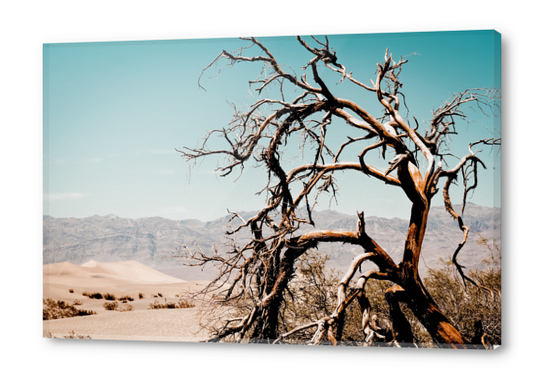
[43,298,96,320]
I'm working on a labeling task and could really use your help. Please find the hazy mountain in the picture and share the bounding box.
[43,203,500,280]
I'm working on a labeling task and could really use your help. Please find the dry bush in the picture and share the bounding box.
[82,291,103,299]
[63,331,92,339]
[119,303,133,312]
[43,298,96,320]
[44,331,92,339]
[424,237,501,347]
[103,301,119,311]
[278,248,499,347]
[148,299,195,309]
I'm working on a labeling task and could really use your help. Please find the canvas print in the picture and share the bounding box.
[43,30,501,348]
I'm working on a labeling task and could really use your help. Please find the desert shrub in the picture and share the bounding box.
[103,301,119,311]
[82,291,103,299]
[69,289,74,293]
[118,295,134,302]
[424,238,501,347]
[43,298,96,320]
[63,331,92,339]
[177,300,195,308]
[44,331,92,339]
[148,299,195,309]
[157,293,163,298]
[72,299,83,306]
[148,300,175,309]
[103,293,116,300]
[139,292,145,299]
[118,303,133,312]
[277,247,500,347]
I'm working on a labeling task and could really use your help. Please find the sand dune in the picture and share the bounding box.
[43,260,214,341]
[46,260,186,284]
[44,309,208,341]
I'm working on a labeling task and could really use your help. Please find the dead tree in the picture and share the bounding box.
[178,36,500,348]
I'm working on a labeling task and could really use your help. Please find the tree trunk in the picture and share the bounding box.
[385,285,414,343]
[399,202,467,348]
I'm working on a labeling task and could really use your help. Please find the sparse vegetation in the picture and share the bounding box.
[72,299,83,305]
[82,291,103,299]
[103,301,119,311]
[82,291,119,301]
[276,246,500,348]
[139,292,145,299]
[118,295,134,302]
[63,331,92,339]
[148,299,195,309]
[178,300,195,308]
[69,289,74,293]
[102,300,134,312]
[43,298,96,320]
[119,303,133,312]
[103,293,116,301]
[44,331,92,339]
[425,237,501,347]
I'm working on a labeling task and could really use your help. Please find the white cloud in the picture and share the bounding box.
[44,192,86,201]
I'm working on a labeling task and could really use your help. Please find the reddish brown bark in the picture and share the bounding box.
[180,35,499,347]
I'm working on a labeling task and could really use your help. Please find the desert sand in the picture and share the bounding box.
[43,260,214,341]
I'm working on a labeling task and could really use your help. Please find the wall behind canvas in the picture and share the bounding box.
[0,1,534,378]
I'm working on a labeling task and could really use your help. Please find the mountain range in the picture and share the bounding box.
[43,203,500,280]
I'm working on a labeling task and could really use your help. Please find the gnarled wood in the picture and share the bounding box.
[179,35,500,347]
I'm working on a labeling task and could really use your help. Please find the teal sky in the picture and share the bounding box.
[43,30,501,221]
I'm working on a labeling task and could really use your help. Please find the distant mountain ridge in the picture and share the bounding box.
[43,203,500,280]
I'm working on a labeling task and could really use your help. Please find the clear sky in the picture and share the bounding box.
[43,30,501,221]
